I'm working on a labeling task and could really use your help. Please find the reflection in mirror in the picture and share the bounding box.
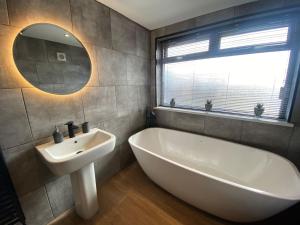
[13,24,91,95]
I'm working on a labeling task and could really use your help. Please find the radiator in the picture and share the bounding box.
[0,146,26,225]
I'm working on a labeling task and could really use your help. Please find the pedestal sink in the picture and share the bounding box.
[35,128,116,219]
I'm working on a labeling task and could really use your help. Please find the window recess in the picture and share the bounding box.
[157,11,300,121]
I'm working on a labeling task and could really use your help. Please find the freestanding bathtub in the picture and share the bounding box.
[128,128,300,223]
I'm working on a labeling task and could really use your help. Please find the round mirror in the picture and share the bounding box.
[13,23,91,95]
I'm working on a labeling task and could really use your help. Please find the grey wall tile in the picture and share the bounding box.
[138,85,150,112]
[70,0,112,48]
[136,26,150,59]
[3,143,51,196]
[103,116,131,146]
[96,48,127,86]
[45,175,73,217]
[128,85,140,111]
[288,127,300,153]
[119,142,135,169]
[20,187,54,225]
[7,0,72,29]
[82,87,117,123]
[241,122,293,156]
[204,117,242,142]
[288,126,300,169]
[22,88,85,139]
[116,85,130,117]
[111,10,136,55]
[290,84,300,124]
[155,109,205,134]
[129,110,147,134]
[127,55,149,85]
[94,146,120,185]
[0,89,32,148]
[0,0,9,25]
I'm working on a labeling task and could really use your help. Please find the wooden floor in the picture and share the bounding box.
[51,162,300,225]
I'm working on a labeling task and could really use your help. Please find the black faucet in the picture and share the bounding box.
[65,121,79,138]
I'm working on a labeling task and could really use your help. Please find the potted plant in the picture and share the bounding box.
[205,100,213,111]
[170,98,176,108]
[254,103,265,117]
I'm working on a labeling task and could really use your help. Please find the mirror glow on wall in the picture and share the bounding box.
[13,24,91,95]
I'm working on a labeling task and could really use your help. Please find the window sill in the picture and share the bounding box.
[154,106,294,128]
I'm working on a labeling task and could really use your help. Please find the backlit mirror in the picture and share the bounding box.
[13,23,91,95]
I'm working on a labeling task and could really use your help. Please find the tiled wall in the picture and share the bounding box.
[151,0,300,168]
[0,0,150,225]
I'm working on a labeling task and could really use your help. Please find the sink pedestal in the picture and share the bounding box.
[70,162,99,219]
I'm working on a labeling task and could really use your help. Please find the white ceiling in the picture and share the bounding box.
[96,0,257,30]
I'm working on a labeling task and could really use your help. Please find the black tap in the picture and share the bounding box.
[65,121,79,138]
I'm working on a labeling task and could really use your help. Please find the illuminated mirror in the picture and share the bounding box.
[13,24,91,95]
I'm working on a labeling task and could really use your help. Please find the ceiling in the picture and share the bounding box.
[96,0,257,30]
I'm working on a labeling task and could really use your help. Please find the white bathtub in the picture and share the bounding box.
[128,128,300,223]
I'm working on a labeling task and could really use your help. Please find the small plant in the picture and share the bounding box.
[254,103,265,117]
[170,98,176,108]
[205,99,213,111]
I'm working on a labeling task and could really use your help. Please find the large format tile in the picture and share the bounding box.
[94,145,120,185]
[116,85,130,117]
[138,85,150,112]
[127,55,149,85]
[70,0,111,48]
[111,10,136,55]
[3,143,51,196]
[136,26,150,59]
[103,116,131,146]
[82,87,117,124]
[22,88,85,139]
[155,110,205,134]
[290,86,300,124]
[6,0,72,29]
[0,89,32,148]
[241,122,293,156]
[45,175,73,217]
[96,48,127,86]
[20,187,54,225]
[204,117,242,142]
[0,0,9,25]
[119,142,135,169]
[287,126,300,169]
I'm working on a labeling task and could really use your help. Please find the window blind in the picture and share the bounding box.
[159,15,297,120]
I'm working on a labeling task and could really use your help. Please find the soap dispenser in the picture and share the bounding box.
[53,126,64,144]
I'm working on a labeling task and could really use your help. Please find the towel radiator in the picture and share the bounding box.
[0,146,26,225]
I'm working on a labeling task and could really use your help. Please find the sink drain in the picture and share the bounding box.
[76,151,83,154]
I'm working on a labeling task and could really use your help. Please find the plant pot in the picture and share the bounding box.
[254,107,264,117]
[205,103,212,111]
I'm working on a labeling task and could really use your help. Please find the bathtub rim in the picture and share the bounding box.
[128,127,300,201]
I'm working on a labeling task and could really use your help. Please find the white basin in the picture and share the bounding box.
[36,128,116,219]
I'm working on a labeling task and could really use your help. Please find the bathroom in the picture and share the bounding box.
[0,0,300,224]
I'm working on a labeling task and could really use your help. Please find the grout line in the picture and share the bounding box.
[20,88,34,140]
[4,0,10,25]
[44,185,55,219]
[80,93,86,122]
[68,0,74,32]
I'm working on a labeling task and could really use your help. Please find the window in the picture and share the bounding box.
[157,12,300,121]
